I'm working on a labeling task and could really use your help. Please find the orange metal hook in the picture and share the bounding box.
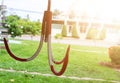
[3,0,70,76]
[3,35,44,62]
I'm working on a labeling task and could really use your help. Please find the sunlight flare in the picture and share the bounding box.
[70,0,120,20]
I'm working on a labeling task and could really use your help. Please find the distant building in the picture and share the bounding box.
[52,15,120,41]
[0,28,8,41]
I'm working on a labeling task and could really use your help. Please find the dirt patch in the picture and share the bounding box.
[99,62,120,70]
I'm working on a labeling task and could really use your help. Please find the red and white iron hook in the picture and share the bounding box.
[3,0,70,76]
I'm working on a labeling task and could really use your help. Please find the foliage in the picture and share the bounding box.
[18,19,41,36]
[0,40,120,82]
[5,15,42,38]
[54,33,63,39]
[71,25,79,38]
[52,9,61,17]
[99,28,106,40]
[86,27,98,39]
[0,72,116,83]
[61,25,67,37]
[5,15,22,38]
[108,45,120,65]
[0,72,86,83]
[5,15,20,23]
[86,27,106,40]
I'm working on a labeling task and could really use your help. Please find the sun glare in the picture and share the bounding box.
[71,0,120,20]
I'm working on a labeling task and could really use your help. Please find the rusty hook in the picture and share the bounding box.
[3,34,44,62]
[45,0,70,76]
[48,35,70,76]
[3,0,70,76]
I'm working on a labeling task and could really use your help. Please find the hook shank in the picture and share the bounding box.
[3,0,71,76]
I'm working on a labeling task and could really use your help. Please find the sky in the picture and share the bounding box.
[2,0,74,20]
[2,0,120,21]
[3,0,73,12]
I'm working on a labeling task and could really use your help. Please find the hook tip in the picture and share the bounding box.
[67,45,71,50]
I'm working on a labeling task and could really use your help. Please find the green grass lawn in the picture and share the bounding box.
[0,39,120,83]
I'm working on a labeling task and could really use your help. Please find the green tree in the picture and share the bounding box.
[72,25,79,38]
[86,27,98,39]
[18,19,41,40]
[61,25,67,37]
[5,15,22,38]
[6,15,20,23]
[99,28,106,40]
[19,19,41,35]
[52,9,61,17]
[5,15,42,38]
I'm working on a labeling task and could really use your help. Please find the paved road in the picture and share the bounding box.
[15,35,118,48]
